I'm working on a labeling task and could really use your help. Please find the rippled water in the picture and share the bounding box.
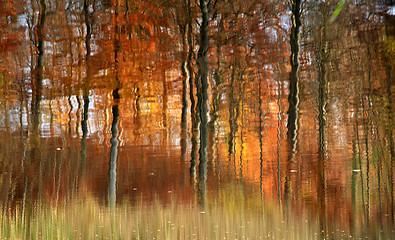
[1,0,394,239]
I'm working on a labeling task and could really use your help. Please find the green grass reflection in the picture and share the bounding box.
[0,195,322,240]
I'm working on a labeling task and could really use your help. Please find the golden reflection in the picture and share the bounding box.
[0,0,394,238]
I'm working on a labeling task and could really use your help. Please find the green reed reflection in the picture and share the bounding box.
[1,190,320,240]
[2,185,394,240]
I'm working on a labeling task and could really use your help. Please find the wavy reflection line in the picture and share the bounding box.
[109,0,121,210]
[109,102,119,209]
[80,0,94,174]
[239,80,245,184]
[180,20,189,164]
[258,68,264,199]
[197,0,210,209]
[31,0,47,137]
[354,103,366,221]
[287,0,301,157]
[383,24,394,222]
[211,40,222,192]
[30,0,47,217]
[276,71,282,206]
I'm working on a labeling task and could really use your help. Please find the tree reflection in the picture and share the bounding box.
[287,0,301,156]
[383,18,394,222]
[180,15,189,164]
[108,0,122,209]
[0,1,395,238]
[196,0,210,208]
[80,0,94,172]
[316,21,329,239]
[208,25,222,188]
[25,0,47,237]
[31,0,47,136]
[109,99,119,209]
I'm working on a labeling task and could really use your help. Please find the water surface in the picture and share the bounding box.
[0,0,394,239]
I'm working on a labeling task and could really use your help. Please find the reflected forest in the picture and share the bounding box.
[0,0,395,239]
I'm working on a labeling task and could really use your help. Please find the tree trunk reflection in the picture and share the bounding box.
[287,0,301,156]
[109,0,121,210]
[196,0,210,208]
[80,0,94,173]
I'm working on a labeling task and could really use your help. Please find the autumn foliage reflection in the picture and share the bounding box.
[0,0,394,237]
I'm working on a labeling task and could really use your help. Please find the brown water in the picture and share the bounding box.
[0,0,394,239]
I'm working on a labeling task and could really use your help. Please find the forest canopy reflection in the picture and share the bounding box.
[0,0,394,239]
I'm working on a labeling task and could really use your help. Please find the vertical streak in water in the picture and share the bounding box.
[52,147,58,200]
[362,96,371,221]
[376,131,384,229]
[276,74,282,206]
[392,144,394,223]
[318,63,328,155]
[213,43,222,190]
[66,6,75,137]
[55,147,63,211]
[190,70,198,190]
[162,69,168,145]
[49,100,54,137]
[351,140,358,222]
[187,0,195,121]
[385,118,395,224]
[26,1,47,238]
[284,0,301,205]
[187,0,198,186]
[215,129,221,191]
[317,28,329,162]
[178,1,196,184]
[367,64,385,229]
[20,96,28,226]
[239,80,245,184]
[109,101,119,209]
[179,7,191,188]
[80,0,94,172]
[364,42,374,222]
[316,28,329,238]
[2,104,13,218]
[68,96,73,135]
[313,3,331,235]
[287,0,301,156]
[180,22,189,163]
[197,0,210,208]
[109,0,121,210]
[387,95,395,223]
[228,66,238,181]
[33,0,47,214]
[32,0,46,136]
[208,51,220,182]
[367,73,386,229]
[383,23,395,222]
[355,106,367,221]
[76,96,81,137]
[190,128,198,186]
[258,69,264,199]
[81,95,89,151]
[19,92,25,139]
